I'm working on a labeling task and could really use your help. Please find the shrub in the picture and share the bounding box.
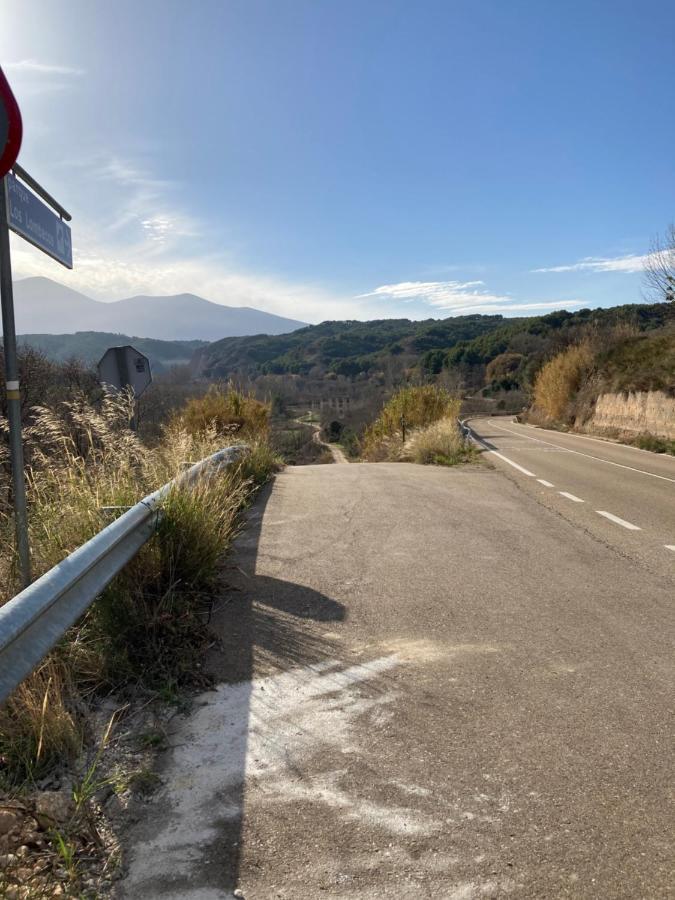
[362,385,460,459]
[177,383,269,440]
[632,433,675,455]
[532,343,594,422]
[402,418,477,466]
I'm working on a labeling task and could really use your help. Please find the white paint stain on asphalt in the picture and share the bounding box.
[121,654,436,893]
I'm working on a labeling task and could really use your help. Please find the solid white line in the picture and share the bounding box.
[559,491,584,503]
[665,545,675,553]
[524,420,675,458]
[471,432,537,476]
[537,479,554,487]
[596,511,641,531]
[482,420,675,484]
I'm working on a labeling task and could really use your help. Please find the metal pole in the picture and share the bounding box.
[0,175,30,586]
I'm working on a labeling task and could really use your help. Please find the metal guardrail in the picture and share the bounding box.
[0,445,248,705]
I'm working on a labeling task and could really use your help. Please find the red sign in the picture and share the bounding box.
[0,67,22,178]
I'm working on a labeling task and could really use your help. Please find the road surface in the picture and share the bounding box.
[468,417,675,579]
[119,461,674,899]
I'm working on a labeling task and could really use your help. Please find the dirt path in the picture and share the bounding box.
[307,420,349,464]
[117,463,674,899]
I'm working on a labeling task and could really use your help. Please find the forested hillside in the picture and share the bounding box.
[191,302,674,398]
[192,315,512,379]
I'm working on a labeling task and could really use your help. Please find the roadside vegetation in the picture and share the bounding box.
[0,381,279,784]
[0,374,281,895]
[362,385,476,465]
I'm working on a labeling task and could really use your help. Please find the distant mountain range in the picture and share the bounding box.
[9,277,306,341]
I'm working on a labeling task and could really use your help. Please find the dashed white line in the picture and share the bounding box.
[487,450,536,477]
[596,511,641,531]
[537,479,554,487]
[559,491,584,503]
[665,545,675,553]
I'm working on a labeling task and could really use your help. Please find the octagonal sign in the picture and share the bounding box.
[97,345,152,398]
[0,67,22,178]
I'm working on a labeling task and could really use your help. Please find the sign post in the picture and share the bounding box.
[0,66,29,585]
[0,180,30,585]
[0,66,73,588]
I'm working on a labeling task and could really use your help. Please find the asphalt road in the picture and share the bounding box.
[468,417,675,579]
[119,461,674,900]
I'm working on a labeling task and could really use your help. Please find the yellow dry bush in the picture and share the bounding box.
[362,385,460,460]
[177,383,269,441]
[402,418,474,466]
[532,343,594,422]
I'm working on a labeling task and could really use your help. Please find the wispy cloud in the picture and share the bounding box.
[357,279,582,315]
[532,254,647,274]
[358,280,511,309]
[3,59,85,77]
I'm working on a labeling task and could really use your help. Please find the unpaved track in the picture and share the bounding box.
[118,463,674,899]
[309,421,349,463]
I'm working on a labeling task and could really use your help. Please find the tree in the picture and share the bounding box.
[644,223,675,303]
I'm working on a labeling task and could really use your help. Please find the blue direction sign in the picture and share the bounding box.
[4,171,72,268]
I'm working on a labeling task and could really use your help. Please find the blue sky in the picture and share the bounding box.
[2,0,674,322]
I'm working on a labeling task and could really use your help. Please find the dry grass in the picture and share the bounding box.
[532,342,594,423]
[362,385,461,460]
[401,418,477,466]
[177,382,269,440]
[0,387,280,786]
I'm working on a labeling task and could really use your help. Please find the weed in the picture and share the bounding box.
[632,432,675,455]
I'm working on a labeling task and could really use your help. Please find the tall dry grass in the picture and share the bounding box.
[0,386,280,784]
[532,342,594,422]
[362,385,461,460]
[401,418,477,466]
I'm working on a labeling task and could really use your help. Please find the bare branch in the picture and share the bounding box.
[644,223,675,303]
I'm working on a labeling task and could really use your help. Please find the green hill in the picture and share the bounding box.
[192,315,512,379]
[17,332,207,374]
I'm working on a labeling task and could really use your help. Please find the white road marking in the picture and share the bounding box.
[524,420,675,458]
[665,545,675,553]
[470,433,536,477]
[478,419,675,484]
[537,479,554,487]
[559,491,584,503]
[596,511,641,531]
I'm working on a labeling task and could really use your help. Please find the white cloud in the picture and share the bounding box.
[358,280,511,309]
[3,59,84,77]
[532,254,648,274]
[357,280,581,315]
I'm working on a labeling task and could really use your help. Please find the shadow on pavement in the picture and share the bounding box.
[123,480,348,897]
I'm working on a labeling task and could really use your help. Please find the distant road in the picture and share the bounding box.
[120,461,674,899]
[468,416,675,578]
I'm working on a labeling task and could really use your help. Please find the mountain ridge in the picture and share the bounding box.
[7,277,306,341]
